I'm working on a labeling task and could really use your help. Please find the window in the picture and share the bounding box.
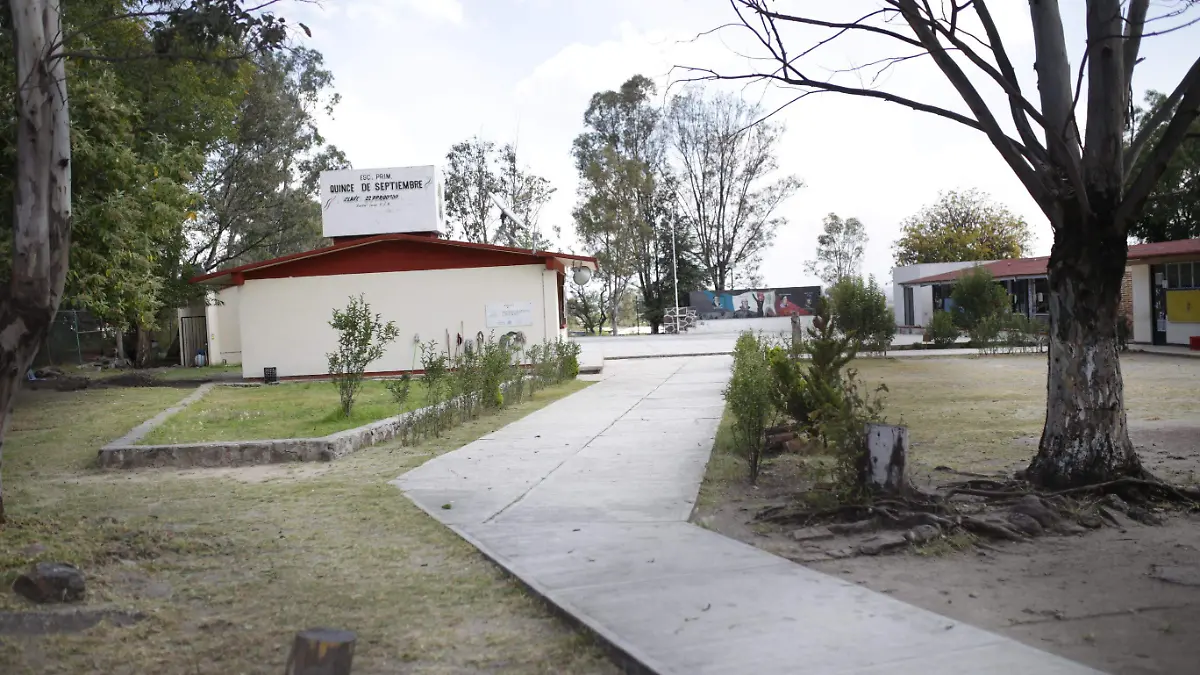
[1166,262,1199,289]
[1034,277,1050,314]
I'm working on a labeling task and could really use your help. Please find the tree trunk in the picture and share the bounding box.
[0,0,73,524]
[1026,212,1142,488]
[135,325,152,368]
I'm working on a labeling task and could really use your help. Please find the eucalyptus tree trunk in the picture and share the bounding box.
[0,0,73,523]
[1027,206,1142,488]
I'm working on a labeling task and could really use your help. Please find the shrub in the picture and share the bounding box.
[813,369,888,500]
[326,295,399,417]
[969,313,1005,353]
[1002,312,1038,353]
[725,332,776,484]
[802,298,857,435]
[384,374,412,410]
[950,267,1009,330]
[924,310,959,346]
[768,346,810,424]
[827,275,895,353]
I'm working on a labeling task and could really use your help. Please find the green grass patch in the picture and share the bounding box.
[0,379,610,675]
[139,380,428,444]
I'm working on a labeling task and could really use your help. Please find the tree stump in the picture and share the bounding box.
[865,424,908,493]
[285,628,356,675]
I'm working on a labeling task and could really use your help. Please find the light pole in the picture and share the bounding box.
[671,221,680,331]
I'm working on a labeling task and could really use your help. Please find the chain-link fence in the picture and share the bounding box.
[32,310,112,367]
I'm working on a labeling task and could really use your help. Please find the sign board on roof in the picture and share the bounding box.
[319,165,445,237]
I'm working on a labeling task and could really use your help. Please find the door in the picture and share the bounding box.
[903,286,914,326]
[1151,265,1168,345]
[179,316,208,365]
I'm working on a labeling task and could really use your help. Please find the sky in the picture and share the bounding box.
[289,0,1198,294]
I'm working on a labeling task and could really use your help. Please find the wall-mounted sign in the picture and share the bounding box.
[319,165,445,238]
[486,302,534,328]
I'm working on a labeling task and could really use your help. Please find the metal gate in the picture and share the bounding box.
[180,316,208,366]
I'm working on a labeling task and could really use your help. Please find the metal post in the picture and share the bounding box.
[671,221,680,331]
[72,310,82,365]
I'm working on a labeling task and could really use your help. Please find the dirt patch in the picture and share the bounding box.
[0,609,145,636]
[695,356,1200,674]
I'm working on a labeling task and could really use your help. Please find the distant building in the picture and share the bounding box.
[892,238,1200,347]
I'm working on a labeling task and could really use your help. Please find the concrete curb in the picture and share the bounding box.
[97,378,541,470]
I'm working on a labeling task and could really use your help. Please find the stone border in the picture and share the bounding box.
[97,379,535,470]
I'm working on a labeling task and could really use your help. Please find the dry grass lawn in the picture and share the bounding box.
[851,353,1200,477]
[140,380,428,444]
[0,380,615,675]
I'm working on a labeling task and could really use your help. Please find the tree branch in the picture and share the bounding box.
[1123,0,1150,90]
[1118,55,1200,226]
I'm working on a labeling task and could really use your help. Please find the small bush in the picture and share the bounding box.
[724,332,776,484]
[384,374,412,410]
[950,267,1009,330]
[827,275,895,354]
[924,310,959,346]
[969,313,1005,353]
[326,295,399,417]
[1116,316,1131,352]
[812,369,887,500]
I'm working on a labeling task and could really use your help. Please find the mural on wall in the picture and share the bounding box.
[688,287,821,320]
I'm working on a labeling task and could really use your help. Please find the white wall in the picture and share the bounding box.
[215,286,242,365]
[892,261,989,326]
[237,265,556,378]
[1166,320,1200,346]
[1131,264,1152,344]
[691,315,813,336]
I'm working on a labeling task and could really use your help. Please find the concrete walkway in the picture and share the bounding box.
[393,357,1096,674]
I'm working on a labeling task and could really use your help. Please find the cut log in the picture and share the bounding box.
[865,424,908,493]
[285,628,356,675]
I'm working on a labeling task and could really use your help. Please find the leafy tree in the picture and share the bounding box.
[827,276,895,353]
[950,267,1010,331]
[800,298,857,441]
[572,75,664,335]
[667,87,803,291]
[1129,91,1200,242]
[188,47,349,272]
[643,217,707,332]
[0,0,297,521]
[444,137,554,247]
[327,295,399,417]
[893,189,1031,266]
[805,214,867,287]
[567,278,609,335]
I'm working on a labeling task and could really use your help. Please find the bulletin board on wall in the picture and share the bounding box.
[1166,289,1200,323]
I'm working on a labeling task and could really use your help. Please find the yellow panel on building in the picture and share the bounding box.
[1166,289,1200,323]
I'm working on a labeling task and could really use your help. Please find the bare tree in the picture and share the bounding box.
[444,137,555,247]
[805,213,867,287]
[667,87,803,291]
[687,1,1200,488]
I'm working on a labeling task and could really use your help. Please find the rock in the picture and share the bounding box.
[1126,506,1166,526]
[828,518,879,535]
[1102,494,1129,513]
[12,563,85,603]
[1097,506,1131,528]
[1010,495,1061,529]
[788,526,835,543]
[784,439,810,454]
[858,532,908,556]
[1076,512,1104,529]
[905,524,941,545]
[1005,512,1044,537]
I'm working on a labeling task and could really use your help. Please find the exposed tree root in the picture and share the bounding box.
[761,474,1197,557]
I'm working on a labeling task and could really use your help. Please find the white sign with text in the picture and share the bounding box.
[319,165,445,237]
[486,302,535,328]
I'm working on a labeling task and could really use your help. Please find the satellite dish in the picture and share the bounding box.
[572,265,593,286]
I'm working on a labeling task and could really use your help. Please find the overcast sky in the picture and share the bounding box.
[291,0,1196,291]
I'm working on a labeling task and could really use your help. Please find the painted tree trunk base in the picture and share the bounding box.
[285,628,356,675]
[864,424,908,494]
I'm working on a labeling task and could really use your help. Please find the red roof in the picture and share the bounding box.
[190,233,598,286]
[902,238,1200,286]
